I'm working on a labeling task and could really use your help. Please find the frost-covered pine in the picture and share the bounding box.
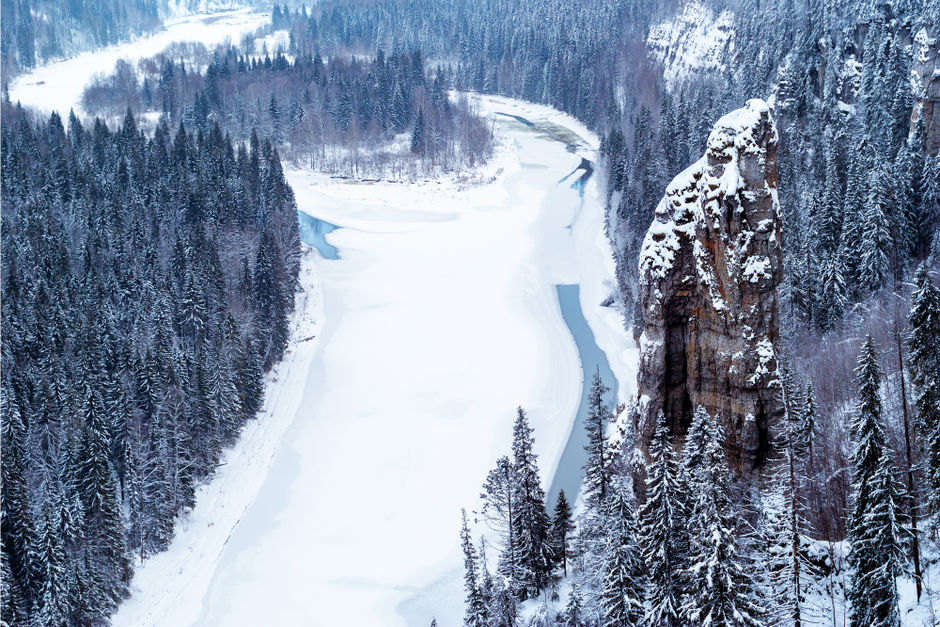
[509,407,553,597]
[847,336,906,627]
[684,413,764,627]
[35,481,72,626]
[583,368,613,513]
[638,411,689,627]
[858,164,893,293]
[816,248,848,331]
[460,510,488,627]
[760,465,813,627]
[564,582,584,627]
[481,455,518,590]
[682,406,711,489]
[600,480,644,627]
[552,490,575,577]
[908,264,940,514]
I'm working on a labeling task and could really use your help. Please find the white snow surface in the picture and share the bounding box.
[105,92,637,626]
[7,8,269,117]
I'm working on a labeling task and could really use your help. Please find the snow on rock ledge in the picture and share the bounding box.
[633,98,784,479]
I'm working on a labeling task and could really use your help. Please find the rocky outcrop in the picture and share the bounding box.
[912,26,940,155]
[633,99,784,478]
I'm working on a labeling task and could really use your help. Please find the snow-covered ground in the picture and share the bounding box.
[109,94,637,626]
[7,8,269,117]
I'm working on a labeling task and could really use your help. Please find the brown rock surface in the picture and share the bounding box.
[633,99,785,477]
[912,26,940,155]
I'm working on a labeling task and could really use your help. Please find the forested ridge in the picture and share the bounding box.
[0,99,300,625]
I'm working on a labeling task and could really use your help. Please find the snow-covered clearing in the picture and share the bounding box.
[110,94,637,626]
[7,8,269,117]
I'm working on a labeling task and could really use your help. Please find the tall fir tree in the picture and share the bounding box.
[509,407,552,597]
[460,510,488,627]
[600,480,645,627]
[684,412,764,626]
[907,264,940,514]
[583,368,613,513]
[847,336,906,627]
[638,411,690,627]
[551,490,574,577]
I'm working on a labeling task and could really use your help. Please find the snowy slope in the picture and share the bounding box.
[647,1,734,92]
[110,253,324,626]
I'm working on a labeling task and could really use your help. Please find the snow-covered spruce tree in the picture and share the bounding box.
[583,368,613,513]
[489,576,518,627]
[764,364,815,626]
[564,582,585,627]
[600,480,645,627]
[684,412,764,627]
[460,510,488,627]
[76,338,130,612]
[761,461,814,627]
[637,411,690,627]
[510,407,553,597]
[34,479,72,626]
[481,455,519,593]
[858,163,894,293]
[847,336,906,627]
[682,405,711,489]
[552,490,575,577]
[908,264,940,515]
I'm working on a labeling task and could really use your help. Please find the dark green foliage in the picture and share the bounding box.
[0,101,301,625]
[583,368,613,513]
[551,490,574,577]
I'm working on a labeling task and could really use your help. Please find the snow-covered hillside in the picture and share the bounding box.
[647,1,734,92]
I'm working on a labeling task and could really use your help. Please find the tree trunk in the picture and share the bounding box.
[895,324,922,601]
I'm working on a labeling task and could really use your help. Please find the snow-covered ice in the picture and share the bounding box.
[10,13,639,624]
[110,94,637,627]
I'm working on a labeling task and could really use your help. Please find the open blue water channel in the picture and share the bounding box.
[547,284,618,509]
[297,211,340,259]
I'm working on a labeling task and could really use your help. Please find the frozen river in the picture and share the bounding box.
[10,14,637,626]
[192,97,638,626]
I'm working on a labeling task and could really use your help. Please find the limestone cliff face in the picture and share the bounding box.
[634,99,784,476]
[912,26,940,155]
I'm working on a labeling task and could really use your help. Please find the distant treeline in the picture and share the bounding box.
[82,46,493,177]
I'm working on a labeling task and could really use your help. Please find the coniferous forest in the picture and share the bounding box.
[1,100,300,624]
[2,0,940,625]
